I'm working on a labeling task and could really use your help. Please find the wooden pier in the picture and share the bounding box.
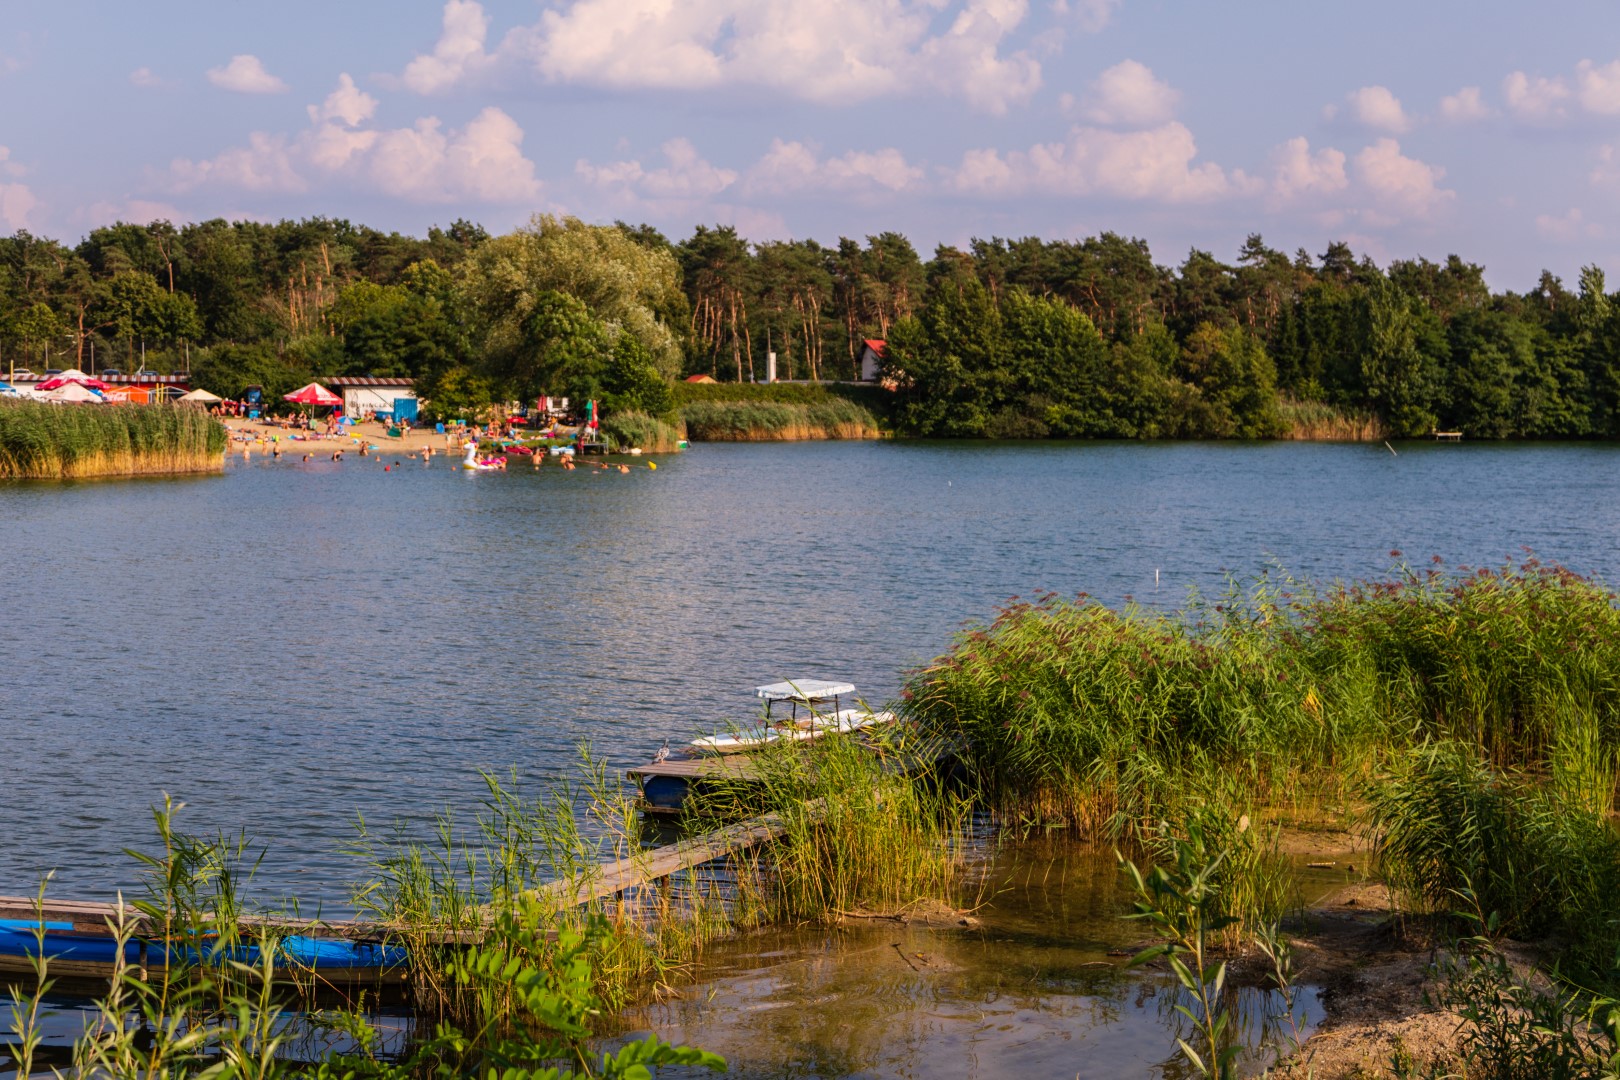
[0,794,815,991]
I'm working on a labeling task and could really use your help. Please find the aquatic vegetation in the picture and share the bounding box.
[597,409,682,452]
[903,560,1620,834]
[1367,742,1620,977]
[350,751,731,1023]
[695,729,973,924]
[0,399,226,478]
[679,398,882,440]
[1276,395,1388,441]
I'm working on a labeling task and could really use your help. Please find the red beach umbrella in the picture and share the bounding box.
[284,383,342,406]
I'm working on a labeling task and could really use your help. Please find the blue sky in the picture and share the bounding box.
[3,0,1619,287]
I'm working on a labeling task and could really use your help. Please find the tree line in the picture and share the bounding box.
[2,215,1617,437]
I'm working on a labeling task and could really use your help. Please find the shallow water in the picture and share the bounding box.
[621,842,1321,1079]
[3,439,1617,903]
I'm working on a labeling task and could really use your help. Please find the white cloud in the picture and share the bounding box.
[401,0,492,93]
[1502,70,1569,121]
[1439,86,1491,122]
[168,133,306,194]
[577,138,738,200]
[129,67,164,89]
[402,0,1044,114]
[362,108,539,202]
[947,122,1250,202]
[1535,207,1598,242]
[164,77,540,205]
[1343,85,1411,133]
[744,139,924,196]
[1269,136,1347,200]
[207,54,290,94]
[1576,59,1620,115]
[306,73,378,127]
[0,181,36,229]
[1079,59,1178,126]
[1354,137,1453,216]
[0,148,36,228]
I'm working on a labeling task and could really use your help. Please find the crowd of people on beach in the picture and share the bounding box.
[226,416,654,476]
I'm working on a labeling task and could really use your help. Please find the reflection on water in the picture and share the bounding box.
[622,842,1319,1079]
[4,440,1617,906]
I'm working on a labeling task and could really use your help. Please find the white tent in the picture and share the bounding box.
[42,382,106,403]
[178,388,222,403]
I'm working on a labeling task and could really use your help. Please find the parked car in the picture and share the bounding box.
[8,368,37,380]
[100,368,122,377]
[43,368,62,376]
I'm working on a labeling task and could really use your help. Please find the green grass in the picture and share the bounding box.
[902,560,1620,833]
[598,409,682,452]
[1367,741,1620,973]
[0,399,226,478]
[679,398,882,440]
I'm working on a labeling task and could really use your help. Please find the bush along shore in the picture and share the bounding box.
[904,558,1620,1077]
[0,400,227,479]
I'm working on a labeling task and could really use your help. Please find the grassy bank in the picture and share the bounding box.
[902,560,1620,833]
[1277,396,1389,441]
[0,400,227,479]
[673,382,888,441]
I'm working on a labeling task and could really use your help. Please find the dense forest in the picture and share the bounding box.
[2,214,1617,438]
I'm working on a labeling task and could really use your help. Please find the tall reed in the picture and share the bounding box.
[903,560,1620,833]
[598,409,683,452]
[0,399,226,478]
[679,399,882,441]
[694,729,972,924]
[1276,395,1388,441]
[350,749,731,1026]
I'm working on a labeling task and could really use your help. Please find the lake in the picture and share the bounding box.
[3,438,1617,904]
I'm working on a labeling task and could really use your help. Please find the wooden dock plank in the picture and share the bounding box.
[1,799,822,949]
[625,755,760,782]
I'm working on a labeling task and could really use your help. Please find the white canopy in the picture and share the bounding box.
[42,382,105,403]
[178,388,222,402]
[755,679,857,702]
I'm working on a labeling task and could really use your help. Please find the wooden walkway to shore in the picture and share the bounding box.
[0,798,814,950]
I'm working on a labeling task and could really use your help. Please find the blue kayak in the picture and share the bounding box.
[0,917,408,978]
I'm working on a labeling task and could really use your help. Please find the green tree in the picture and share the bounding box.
[1177,323,1286,437]
[464,215,686,389]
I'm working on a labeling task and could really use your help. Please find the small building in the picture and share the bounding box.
[326,376,417,420]
[858,339,886,383]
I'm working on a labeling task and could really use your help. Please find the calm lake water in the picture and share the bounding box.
[4,439,1619,904]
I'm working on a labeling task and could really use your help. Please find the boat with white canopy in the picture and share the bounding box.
[689,679,895,755]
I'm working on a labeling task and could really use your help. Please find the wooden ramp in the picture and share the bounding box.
[529,800,818,909]
[0,797,820,975]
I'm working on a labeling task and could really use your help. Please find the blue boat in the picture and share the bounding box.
[0,916,409,989]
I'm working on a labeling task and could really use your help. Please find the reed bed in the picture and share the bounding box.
[598,409,683,452]
[1366,741,1620,972]
[685,730,973,925]
[902,559,1620,835]
[1276,395,1388,441]
[0,399,226,478]
[679,398,882,441]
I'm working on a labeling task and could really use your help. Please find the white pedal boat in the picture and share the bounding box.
[690,680,896,755]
